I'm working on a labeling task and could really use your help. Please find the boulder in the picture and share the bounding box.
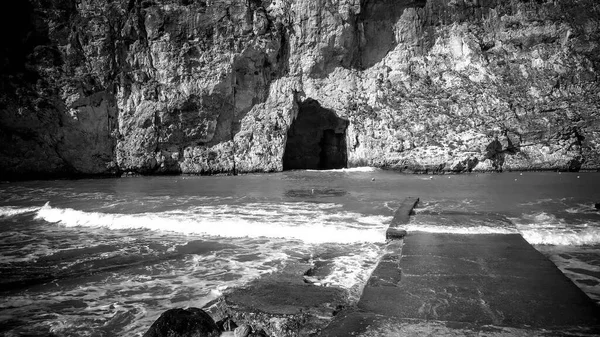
[143,308,221,337]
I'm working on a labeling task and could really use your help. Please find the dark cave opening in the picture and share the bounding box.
[283,99,348,170]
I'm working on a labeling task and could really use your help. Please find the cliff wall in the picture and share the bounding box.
[1,0,599,178]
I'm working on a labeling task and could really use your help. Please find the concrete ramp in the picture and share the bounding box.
[363,233,600,327]
[322,207,600,336]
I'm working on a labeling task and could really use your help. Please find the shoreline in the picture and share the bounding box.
[2,166,599,182]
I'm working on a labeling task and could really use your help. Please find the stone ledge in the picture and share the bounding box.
[204,262,349,337]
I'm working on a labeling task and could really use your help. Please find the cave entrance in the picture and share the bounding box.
[283,99,348,170]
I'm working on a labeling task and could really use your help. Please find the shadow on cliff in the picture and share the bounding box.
[357,0,427,69]
[485,133,523,172]
[0,0,83,180]
[304,0,428,78]
[0,1,39,95]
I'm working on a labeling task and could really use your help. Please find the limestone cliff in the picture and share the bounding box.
[1,0,599,178]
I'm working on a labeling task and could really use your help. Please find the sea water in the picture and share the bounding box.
[0,169,599,336]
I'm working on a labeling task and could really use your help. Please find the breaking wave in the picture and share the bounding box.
[519,227,600,246]
[0,206,41,217]
[512,212,600,246]
[407,210,600,245]
[34,202,391,244]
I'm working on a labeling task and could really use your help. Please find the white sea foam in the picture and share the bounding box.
[321,243,383,303]
[35,202,391,244]
[0,206,41,217]
[0,245,280,337]
[520,227,600,245]
[406,217,600,242]
[519,198,556,206]
[565,203,599,214]
[512,212,600,246]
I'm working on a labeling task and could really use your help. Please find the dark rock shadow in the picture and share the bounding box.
[358,0,427,69]
[283,99,348,170]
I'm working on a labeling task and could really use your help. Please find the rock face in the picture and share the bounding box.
[1,0,599,178]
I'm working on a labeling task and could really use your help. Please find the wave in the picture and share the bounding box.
[34,202,391,244]
[511,212,600,246]
[0,206,41,217]
[406,210,600,245]
[520,227,600,246]
[405,223,600,245]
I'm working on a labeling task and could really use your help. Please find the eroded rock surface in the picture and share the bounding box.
[204,262,348,337]
[1,0,599,178]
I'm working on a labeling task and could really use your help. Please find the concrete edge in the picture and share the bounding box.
[385,197,419,240]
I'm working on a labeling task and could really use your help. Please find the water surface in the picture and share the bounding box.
[0,169,598,336]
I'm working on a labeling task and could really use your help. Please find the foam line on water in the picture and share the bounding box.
[519,227,600,245]
[0,206,41,217]
[565,203,599,214]
[511,212,600,246]
[321,243,383,303]
[0,244,279,337]
[35,202,391,244]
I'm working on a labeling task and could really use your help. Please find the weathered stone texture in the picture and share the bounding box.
[1,0,599,178]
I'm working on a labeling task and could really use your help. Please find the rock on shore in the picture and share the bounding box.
[143,308,221,337]
[1,0,599,178]
[143,262,348,337]
[204,262,348,337]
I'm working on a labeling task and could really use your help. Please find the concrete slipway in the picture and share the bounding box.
[322,197,600,336]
